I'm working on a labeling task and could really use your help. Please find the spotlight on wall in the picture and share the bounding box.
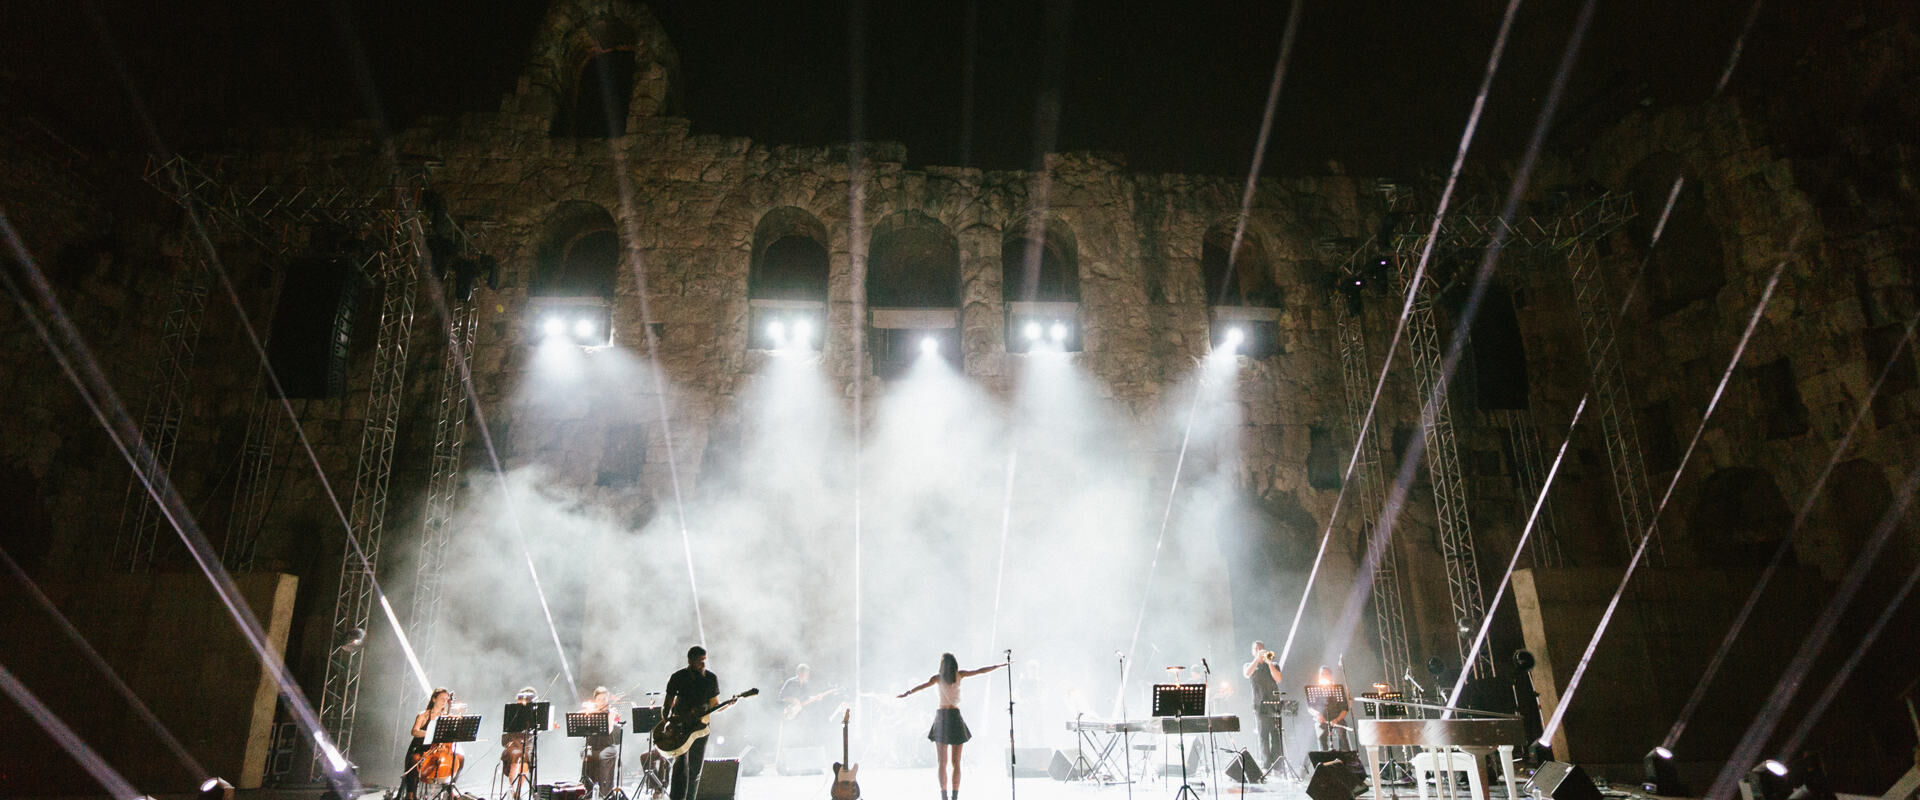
[1024,322,1043,342]
[528,298,613,348]
[1050,322,1068,343]
[1740,760,1792,800]
[1642,746,1688,796]
[1006,301,1081,353]
[198,777,234,800]
[921,336,940,355]
[749,299,825,352]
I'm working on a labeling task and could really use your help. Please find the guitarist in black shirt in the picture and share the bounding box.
[662,646,720,800]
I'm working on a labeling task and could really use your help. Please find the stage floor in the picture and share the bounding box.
[727,767,1533,800]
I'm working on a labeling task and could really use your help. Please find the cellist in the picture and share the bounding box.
[403,688,453,800]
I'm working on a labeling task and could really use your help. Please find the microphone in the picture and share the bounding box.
[1201,658,1210,672]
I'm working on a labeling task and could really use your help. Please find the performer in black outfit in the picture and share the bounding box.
[580,686,625,798]
[1307,666,1352,751]
[1242,641,1284,770]
[664,646,720,800]
[402,688,452,800]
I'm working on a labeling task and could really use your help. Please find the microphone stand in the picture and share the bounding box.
[1201,660,1217,800]
[1120,652,1133,800]
[1005,649,1017,800]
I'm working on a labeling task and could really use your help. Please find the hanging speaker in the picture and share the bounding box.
[1526,761,1602,800]
[268,256,365,399]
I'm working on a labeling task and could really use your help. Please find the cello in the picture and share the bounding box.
[416,741,465,784]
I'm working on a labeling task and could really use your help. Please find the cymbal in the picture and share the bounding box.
[1164,665,1186,672]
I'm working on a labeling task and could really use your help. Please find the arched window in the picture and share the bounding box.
[530,202,619,346]
[749,207,830,350]
[866,211,960,376]
[1002,219,1081,352]
[1201,222,1280,357]
[551,19,639,138]
[1624,152,1724,318]
[1687,467,1792,567]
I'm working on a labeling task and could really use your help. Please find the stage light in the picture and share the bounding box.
[1024,322,1043,342]
[573,318,594,339]
[1741,760,1792,800]
[199,778,234,800]
[767,319,786,342]
[1642,746,1688,796]
[791,319,812,344]
[1049,322,1068,343]
[1225,327,1245,346]
[542,317,564,339]
[921,336,939,355]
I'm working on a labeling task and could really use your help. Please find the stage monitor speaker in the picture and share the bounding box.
[695,759,739,800]
[1306,762,1366,800]
[1225,749,1263,783]
[1308,751,1364,772]
[1048,750,1078,781]
[1007,747,1052,778]
[1526,761,1602,800]
[268,255,366,399]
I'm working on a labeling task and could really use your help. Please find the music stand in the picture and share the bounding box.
[630,706,667,795]
[1257,692,1302,782]
[423,715,481,800]
[1305,684,1353,752]
[1153,685,1206,800]
[504,703,550,797]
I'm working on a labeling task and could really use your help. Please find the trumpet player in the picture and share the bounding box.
[1244,641,1285,773]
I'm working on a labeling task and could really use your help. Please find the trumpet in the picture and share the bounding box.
[1261,650,1277,662]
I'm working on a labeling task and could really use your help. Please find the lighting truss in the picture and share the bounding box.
[313,213,422,781]
[401,294,479,704]
[1495,408,1566,568]
[1338,306,1413,685]
[113,255,210,571]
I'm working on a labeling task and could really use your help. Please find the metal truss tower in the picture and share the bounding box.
[1381,191,1636,679]
[114,256,211,570]
[1338,302,1413,684]
[1494,408,1565,568]
[1565,240,1658,558]
[403,295,479,686]
[313,212,423,780]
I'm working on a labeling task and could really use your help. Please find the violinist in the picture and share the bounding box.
[580,686,626,798]
[501,687,540,800]
[403,688,453,800]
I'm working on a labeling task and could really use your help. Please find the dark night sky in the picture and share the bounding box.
[3,0,1790,176]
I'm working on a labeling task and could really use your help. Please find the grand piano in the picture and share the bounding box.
[1357,714,1525,800]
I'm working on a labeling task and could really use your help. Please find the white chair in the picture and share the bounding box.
[1411,749,1486,800]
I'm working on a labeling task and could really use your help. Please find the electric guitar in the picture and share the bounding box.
[652,688,758,757]
[829,708,860,800]
[783,687,844,720]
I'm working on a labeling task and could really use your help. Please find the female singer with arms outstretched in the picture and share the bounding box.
[897,653,1005,800]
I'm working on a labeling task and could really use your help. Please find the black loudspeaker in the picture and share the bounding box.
[268,255,365,398]
[1007,747,1052,777]
[1225,749,1263,783]
[695,759,739,800]
[1526,761,1602,800]
[1306,761,1366,800]
[1308,750,1364,771]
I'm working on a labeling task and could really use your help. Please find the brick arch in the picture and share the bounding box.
[1001,216,1079,304]
[1622,151,1725,318]
[750,207,830,302]
[533,201,620,297]
[866,211,960,308]
[524,1,681,135]
[1202,220,1280,307]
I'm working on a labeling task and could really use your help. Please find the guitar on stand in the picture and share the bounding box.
[652,689,759,757]
[829,708,860,800]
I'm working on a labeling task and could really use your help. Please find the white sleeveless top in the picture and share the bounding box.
[936,678,961,708]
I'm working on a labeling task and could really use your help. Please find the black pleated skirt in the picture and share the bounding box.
[927,707,972,745]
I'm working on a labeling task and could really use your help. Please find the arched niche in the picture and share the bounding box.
[1202,221,1281,357]
[866,211,960,375]
[749,207,830,350]
[533,201,620,298]
[1687,467,1793,567]
[1624,152,1725,318]
[1002,218,1081,352]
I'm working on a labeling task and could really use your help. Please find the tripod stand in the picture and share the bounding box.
[1153,684,1207,800]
